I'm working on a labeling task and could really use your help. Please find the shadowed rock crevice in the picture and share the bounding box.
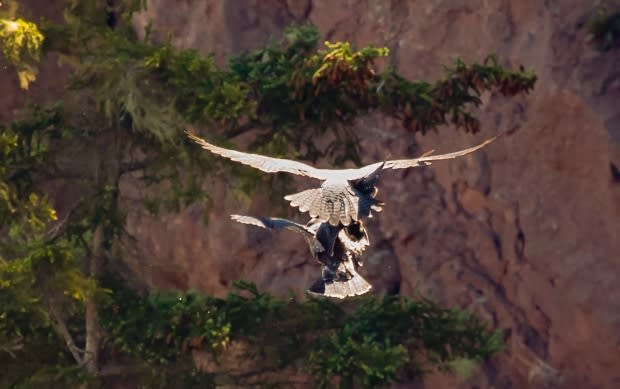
[610,162,620,182]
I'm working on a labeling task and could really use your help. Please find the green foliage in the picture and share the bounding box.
[376,54,536,134]
[311,336,407,388]
[0,18,43,63]
[1,336,92,389]
[141,45,254,127]
[100,281,501,387]
[41,14,536,166]
[587,6,620,51]
[0,0,45,89]
[0,116,96,387]
[308,296,502,388]
[228,25,535,163]
[312,41,390,80]
[103,285,231,363]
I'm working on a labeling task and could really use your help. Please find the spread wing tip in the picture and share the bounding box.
[230,214,266,228]
[185,129,210,147]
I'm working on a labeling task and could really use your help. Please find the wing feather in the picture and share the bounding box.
[341,191,356,225]
[309,191,325,218]
[187,130,327,179]
[285,189,319,213]
[384,135,497,170]
[230,214,325,253]
[285,186,361,226]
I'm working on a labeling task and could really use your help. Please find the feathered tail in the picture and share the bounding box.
[284,187,359,226]
[307,263,372,299]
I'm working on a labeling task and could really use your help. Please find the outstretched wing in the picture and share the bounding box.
[231,214,325,254]
[187,130,327,179]
[384,135,497,170]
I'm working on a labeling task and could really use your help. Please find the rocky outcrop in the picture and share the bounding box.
[130,1,620,387]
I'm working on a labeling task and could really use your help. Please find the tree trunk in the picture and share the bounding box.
[84,223,104,374]
[48,300,84,365]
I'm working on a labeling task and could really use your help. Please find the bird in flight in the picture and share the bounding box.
[231,214,371,299]
[188,130,497,226]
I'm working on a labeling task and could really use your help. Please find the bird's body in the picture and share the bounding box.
[231,214,371,299]
[188,131,497,225]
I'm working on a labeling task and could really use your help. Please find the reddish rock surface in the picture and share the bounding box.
[131,1,620,387]
[3,0,620,387]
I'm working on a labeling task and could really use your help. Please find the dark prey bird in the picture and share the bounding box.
[188,130,497,226]
[231,214,371,299]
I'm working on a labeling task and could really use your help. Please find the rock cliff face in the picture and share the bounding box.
[130,1,620,387]
[2,0,619,387]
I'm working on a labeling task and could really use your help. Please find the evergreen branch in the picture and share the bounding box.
[38,21,535,164]
[45,199,82,240]
[99,280,501,387]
